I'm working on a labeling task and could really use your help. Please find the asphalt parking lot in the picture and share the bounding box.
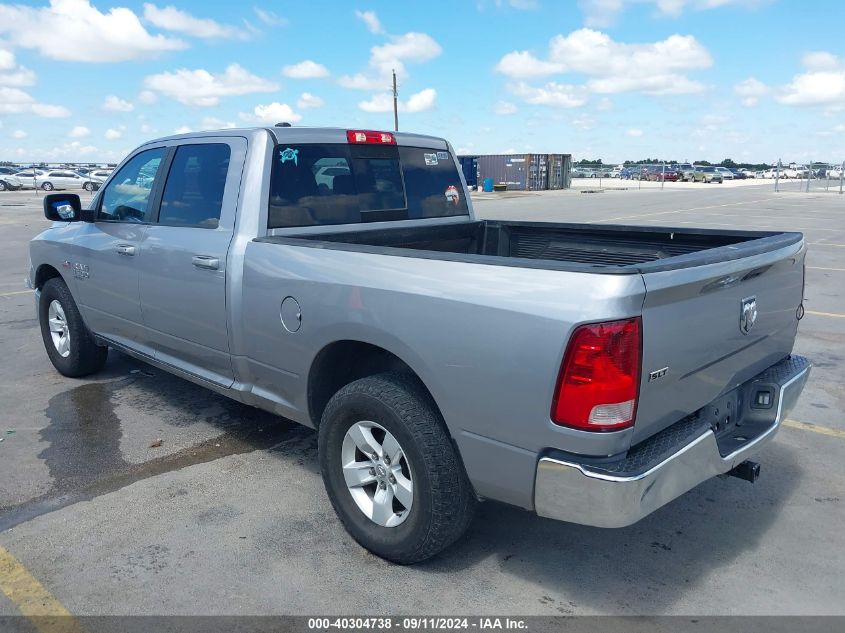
[0,183,843,617]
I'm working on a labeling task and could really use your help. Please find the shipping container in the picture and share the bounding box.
[473,154,571,191]
[458,156,479,189]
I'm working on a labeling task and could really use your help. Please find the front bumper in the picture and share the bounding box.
[534,355,811,528]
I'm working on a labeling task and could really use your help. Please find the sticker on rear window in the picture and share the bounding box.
[279,147,299,166]
[436,151,449,161]
[424,153,438,166]
[445,185,460,205]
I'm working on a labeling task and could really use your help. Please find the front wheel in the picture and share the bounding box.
[319,372,476,564]
[83,182,94,191]
[41,182,54,191]
[38,277,107,377]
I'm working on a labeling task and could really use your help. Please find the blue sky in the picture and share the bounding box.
[0,0,843,164]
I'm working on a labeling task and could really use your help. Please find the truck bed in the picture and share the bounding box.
[264,220,802,274]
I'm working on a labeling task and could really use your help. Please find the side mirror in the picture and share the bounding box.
[43,193,82,222]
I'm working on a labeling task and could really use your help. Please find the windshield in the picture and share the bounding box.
[268,143,469,228]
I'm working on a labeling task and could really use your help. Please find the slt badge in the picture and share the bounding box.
[740,296,757,334]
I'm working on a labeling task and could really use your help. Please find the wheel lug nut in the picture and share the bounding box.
[379,482,386,489]
[389,475,396,484]
[369,468,375,476]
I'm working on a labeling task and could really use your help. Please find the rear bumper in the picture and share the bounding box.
[534,355,811,528]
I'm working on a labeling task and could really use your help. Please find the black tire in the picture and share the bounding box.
[83,182,94,191]
[319,372,476,564]
[0,181,6,191]
[39,277,107,377]
[41,182,54,191]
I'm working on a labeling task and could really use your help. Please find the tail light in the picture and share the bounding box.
[551,317,642,432]
[346,130,396,144]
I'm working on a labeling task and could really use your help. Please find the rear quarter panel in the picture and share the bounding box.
[239,241,646,509]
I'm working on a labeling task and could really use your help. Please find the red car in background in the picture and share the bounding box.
[645,165,681,181]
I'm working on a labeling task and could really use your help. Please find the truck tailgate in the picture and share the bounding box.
[633,238,806,444]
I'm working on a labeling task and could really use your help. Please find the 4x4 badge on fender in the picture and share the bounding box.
[740,296,757,334]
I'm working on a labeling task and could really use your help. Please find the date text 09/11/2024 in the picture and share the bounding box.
[306,617,528,630]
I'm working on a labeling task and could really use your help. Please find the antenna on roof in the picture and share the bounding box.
[275,122,292,127]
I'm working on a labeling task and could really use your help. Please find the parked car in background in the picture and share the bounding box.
[738,169,755,178]
[674,163,695,182]
[0,173,23,191]
[730,168,746,180]
[35,170,88,191]
[14,170,45,189]
[646,166,680,181]
[828,166,844,179]
[571,167,591,178]
[714,167,734,180]
[694,166,724,183]
[761,167,780,179]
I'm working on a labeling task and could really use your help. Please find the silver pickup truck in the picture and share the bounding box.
[29,127,810,563]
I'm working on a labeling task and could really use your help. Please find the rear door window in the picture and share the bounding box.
[157,143,230,228]
[268,143,468,228]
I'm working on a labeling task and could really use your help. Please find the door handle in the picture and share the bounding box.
[114,244,136,256]
[192,255,220,270]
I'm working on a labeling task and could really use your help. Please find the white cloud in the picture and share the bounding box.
[495,51,564,78]
[103,95,134,112]
[355,9,384,34]
[0,0,186,62]
[0,49,35,87]
[199,116,236,130]
[0,87,70,117]
[508,81,589,108]
[144,64,279,106]
[802,51,839,72]
[174,125,192,134]
[12,129,26,139]
[105,128,122,140]
[138,90,158,105]
[580,0,752,26]
[69,126,91,138]
[31,103,71,117]
[777,53,845,108]
[282,60,330,79]
[626,128,643,137]
[734,77,769,107]
[297,92,324,109]
[494,101,518,115]
[572,114,595,130]
[143,4,247,39]
[496,29,710,98]
[43,140,99,161]
[358,87,436,113]
[140,123,156,134]
[338,32,442,90]
[254,7,287,27]
[244,102,303,124]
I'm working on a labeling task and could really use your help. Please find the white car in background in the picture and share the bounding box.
[829,166,844,179]
[33,170,88,191]
[13,170,46,189]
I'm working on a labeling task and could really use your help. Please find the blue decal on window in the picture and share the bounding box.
[279,147,299,166]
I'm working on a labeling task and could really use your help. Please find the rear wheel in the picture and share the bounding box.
[41,182,54,191]
[319,372,476,564]
[83,182,94,191]
[38,277,107,377]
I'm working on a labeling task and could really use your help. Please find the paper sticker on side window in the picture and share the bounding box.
[436,151,449,161]
[424,153,438,166]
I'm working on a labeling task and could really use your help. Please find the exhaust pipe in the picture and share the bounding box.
[729,460,761,483]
